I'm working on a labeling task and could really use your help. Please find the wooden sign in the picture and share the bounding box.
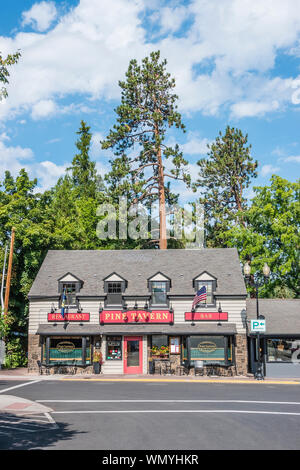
[100,310,174,324]
[48,313,90,322]
[185,312,228,321]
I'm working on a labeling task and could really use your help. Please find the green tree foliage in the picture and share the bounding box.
[196,126,258,247]
[0,50,21,100]
[101,51,191,249]
[226,176,300,298]
[68,121,98,199]
[0,170,54,364]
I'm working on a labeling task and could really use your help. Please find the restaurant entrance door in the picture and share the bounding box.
[124,336,143,374]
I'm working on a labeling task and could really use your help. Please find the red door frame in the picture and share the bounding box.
[123,336,143,374]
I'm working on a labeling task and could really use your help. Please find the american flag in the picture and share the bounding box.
[192,285,207,309]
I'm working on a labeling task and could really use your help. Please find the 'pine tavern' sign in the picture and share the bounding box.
[100,310,174,324]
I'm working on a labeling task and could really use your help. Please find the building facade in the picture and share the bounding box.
[28,248,249,376]
[247,299,300,378]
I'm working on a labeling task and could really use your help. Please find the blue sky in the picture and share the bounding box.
[0,0,300,201]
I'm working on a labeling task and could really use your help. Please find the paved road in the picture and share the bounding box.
[0,379,299,450]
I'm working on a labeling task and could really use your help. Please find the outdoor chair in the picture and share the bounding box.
[162,360,172,375]
[205,363,220,376]
[194,360,204,376]
[176,360,190,376]
[37,360,50,375]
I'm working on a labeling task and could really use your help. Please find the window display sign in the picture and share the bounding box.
[100,310,174,324]
[170,337,180,354]
[48,313,90,322]
[106,336,122,360]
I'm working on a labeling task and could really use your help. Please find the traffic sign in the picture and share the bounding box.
[251,319,266,333]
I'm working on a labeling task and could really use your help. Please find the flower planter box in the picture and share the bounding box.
[93,363,101,374]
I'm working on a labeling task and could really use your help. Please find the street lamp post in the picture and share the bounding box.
[243,261,270,381]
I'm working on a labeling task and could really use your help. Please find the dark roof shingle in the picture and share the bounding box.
[29,248,246,298]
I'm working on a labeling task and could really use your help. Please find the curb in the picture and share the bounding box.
[0,394,53,414]
[60,377,300,385]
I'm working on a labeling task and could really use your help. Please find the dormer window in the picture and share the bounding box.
[196,281,213,305]
[193,271,217,307]
[103,273,127,307]
[58,273,83,309]
[107,282,122,306]
[62,283,77,307]
[151,282,167,305]
[148,272,171,307]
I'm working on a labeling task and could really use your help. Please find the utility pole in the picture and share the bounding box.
[4,227,15,316]
[1,244,8,315]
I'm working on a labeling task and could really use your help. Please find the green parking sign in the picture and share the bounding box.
[251,319,266,333]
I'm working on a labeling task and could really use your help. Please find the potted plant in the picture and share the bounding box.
[93,351,103,374]
[159,346,169,357]
[151,346,160,357]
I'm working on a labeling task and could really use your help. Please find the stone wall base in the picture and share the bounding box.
[235,334,248,376]
[28,334,41,373]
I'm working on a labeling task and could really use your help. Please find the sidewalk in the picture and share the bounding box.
[0,394,53,414]
[0,368,299,384]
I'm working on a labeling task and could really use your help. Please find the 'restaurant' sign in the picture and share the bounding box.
[185,312,228,321]
[100,310,174,324]
[48,313,90,322]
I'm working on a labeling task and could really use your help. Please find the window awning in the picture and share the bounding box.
[99,324,237,336]
[37,324,102,336]
[36,323,237,336]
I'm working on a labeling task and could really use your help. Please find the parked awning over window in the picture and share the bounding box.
[37,324,102,336]
[98,324,237,336]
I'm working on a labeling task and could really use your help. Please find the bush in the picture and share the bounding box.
[3,337,27,369]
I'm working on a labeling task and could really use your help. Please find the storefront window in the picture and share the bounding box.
[106,336,122,360]
[46,337,87,364]
[187,336,232,364]
[267,338,300,363]
[151,335,169,356]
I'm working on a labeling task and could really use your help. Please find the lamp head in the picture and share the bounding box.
[243,261,251,278]
[263,263,270,279]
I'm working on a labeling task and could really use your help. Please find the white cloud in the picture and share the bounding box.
[283,155,300,163]
[180,133,211,155]
[0,133,67,191]
[0,134,34,178]
[31,99,57,119]
[21,1,57,32]
[261,164,280,176]
[158,6,190,34]
[230,100,280,118]
[46,137,61,144]
[33,160,67,191]
[1,0,300,122]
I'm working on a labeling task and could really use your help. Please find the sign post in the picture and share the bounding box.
[251,318,266,381]
[0,340,5,369]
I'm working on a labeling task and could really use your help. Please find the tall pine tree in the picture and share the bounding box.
[68,121,98,199]
[196,126,258,247]
[101,51,190,249]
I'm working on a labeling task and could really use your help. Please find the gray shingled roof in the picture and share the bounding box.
[28,248,246,298]
[247,299,300,335]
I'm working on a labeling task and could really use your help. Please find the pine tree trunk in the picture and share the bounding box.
[157,143,167,250]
